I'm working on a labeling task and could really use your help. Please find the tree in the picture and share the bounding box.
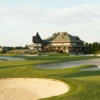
[23,44,28,49]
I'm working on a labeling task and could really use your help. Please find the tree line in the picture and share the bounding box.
[1,43,100,54]
[85,42,100,54]
[1,44,28,50]
[0,44,28,53]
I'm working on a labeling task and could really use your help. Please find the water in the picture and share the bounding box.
[36,58,100,71]
[0,56,26,61]
[80,66,100,71]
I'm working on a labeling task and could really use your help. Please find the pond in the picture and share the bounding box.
[36,58,100,71]
[80,66,100,71]
[0,56,26,61]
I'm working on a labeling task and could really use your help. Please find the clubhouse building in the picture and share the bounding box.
[31,32,88,54]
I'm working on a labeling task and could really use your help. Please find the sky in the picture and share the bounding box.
[0,0,100,46]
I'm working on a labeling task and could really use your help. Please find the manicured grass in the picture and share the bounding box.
[0,54,100,100]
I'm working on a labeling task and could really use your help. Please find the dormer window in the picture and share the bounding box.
[61,36,64,39]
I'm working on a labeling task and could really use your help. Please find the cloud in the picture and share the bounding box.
[0,3,99,36]
[0,2,99,30]
[41,3,100,26]
[0,1,100,45]
[0,5,9,13]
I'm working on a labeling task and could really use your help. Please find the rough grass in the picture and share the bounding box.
[0,54,100,100]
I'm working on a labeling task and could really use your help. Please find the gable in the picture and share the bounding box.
[57,37,64,41]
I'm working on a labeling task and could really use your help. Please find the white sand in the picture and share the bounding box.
[0,78,69,100]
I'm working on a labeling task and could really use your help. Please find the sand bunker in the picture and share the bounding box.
[0,78,69,100]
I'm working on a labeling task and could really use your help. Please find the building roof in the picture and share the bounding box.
[33,32,42,43]
[44,32,83,43]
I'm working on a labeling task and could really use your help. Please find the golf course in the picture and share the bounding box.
[0,53,100,100]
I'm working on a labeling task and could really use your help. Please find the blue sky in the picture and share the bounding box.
[0,0,100,46]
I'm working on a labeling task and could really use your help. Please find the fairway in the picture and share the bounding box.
[0,54,100,100]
